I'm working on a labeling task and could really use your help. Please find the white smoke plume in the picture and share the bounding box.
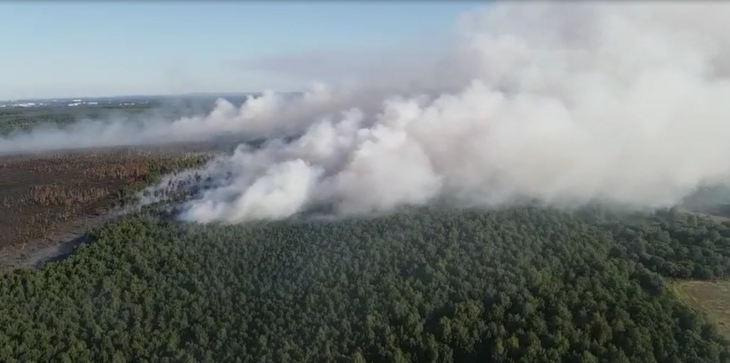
[0,87,337,155]
[0,81,454,156]
[7,2,730,223]
[169,2,730,223]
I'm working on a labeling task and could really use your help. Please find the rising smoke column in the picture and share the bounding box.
[6,3,730,222]
[169,2,730,223]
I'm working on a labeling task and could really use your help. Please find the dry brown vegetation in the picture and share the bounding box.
[0,147,211,261]
[672,280,730,339]
[29,184,111,206]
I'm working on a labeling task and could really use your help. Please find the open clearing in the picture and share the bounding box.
[673,280,730,339]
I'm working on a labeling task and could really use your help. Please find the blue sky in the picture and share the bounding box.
[0,2,483,100]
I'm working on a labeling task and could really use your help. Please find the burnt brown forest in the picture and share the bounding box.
[0,104,213,269]
[0,149,208,256]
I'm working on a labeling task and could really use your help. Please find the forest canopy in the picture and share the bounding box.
[1,206,730,362]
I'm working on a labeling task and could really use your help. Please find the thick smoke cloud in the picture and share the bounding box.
[8,3,730,223]
[172,2,730,223]
[0,83,448,156]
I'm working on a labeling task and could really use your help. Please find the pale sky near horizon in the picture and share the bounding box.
[0,1,483,100]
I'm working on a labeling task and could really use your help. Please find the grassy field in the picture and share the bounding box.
[672,280,730,339]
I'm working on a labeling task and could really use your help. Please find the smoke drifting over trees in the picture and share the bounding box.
[6,3,730,223]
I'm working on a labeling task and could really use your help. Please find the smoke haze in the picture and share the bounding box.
[8,3,730,223]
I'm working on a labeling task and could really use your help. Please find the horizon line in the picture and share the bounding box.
[0,90,306,103]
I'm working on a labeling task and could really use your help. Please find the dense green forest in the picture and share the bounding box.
[1,206,730,362]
